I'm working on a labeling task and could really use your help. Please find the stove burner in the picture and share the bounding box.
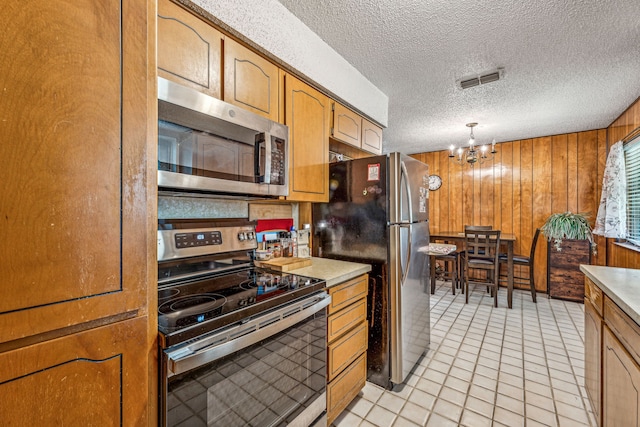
[158,288,180,301]
[239,280,258,290]
[159,293,227,314]
[158,293,227,329]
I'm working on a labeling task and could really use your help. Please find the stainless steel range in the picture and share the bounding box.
[157,218,329,427]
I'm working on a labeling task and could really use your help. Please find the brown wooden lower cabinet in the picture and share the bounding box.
[327,353,367,422]
[584,297,602,425]
[0,316,148,425]
[326,274,368,424]
[585,276,640,426]
[602,326,640,426]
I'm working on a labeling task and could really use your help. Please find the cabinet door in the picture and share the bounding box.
[332,102,362,148]
[158,0,222,98]
[224,38,279,121]
[602,326,640,426]
[283,74,330,202]
[0,317,148,424]
[327,353,366,425]
[585,298,602,424]
[362,118,383,154]
[0,0,150,343]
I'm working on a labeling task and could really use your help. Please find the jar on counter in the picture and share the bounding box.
[268,242,282,258]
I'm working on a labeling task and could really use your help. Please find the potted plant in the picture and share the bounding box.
[541,212,597,255]
[541,212,595,302]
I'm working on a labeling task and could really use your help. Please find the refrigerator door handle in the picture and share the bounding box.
[400,223,412,286]
[400,161,412,223]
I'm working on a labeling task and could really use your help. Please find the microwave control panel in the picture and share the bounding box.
[175,231,222,248]
[270,137,286,185]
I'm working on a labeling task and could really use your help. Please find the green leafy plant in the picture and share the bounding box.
[541,212,597,255]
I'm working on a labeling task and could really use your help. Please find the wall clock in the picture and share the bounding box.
[428,174,442,191]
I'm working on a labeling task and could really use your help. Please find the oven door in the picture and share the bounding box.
[160,292,330,427]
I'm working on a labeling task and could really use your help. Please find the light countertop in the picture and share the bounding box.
[580,265,640,325]
[293,257,372,287]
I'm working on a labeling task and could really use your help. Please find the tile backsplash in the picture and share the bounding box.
[158,195,248,219]
[158,196,298,223]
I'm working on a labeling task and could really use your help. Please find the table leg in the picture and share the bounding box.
[430,255,436,294]
[507,241,514,309]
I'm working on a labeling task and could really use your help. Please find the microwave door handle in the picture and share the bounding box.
[255,133,270,184]
[261,132,272,184]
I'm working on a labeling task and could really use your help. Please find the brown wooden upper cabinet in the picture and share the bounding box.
[282,73,330,202]
[157,0,223,99]
[331,102,383,155]
[362,118,383,155]
[224,38,280,122]
[332,102,362,149]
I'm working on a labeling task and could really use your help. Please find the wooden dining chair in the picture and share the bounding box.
[463,228,501,306]
[434,249,461,295]
[499,228,540,303]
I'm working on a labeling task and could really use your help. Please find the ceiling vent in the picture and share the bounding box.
[457,68,505,90]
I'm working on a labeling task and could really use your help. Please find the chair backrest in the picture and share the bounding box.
[465,225,492,231]
[464,228,501,261]
[529,228,541,264]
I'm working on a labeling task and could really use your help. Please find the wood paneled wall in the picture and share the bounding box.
[607,97,640,268]
[411,129,607,292]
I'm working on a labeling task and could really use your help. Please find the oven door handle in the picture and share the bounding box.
[165,292,331,377]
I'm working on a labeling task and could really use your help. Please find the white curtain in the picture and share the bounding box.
[593,141,627,238]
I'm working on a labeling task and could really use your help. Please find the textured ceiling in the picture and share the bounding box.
[276,0,640,154]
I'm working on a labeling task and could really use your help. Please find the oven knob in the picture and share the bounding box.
[246,231,255,241]
[238,232,246,241]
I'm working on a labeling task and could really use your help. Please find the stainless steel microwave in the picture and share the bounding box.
[157,77,289,197]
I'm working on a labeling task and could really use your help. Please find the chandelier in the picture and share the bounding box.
[449,122,497,166]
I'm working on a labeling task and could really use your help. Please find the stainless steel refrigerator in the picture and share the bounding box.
[312,153,431,389]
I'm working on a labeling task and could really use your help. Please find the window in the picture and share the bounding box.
[624,135,640,246]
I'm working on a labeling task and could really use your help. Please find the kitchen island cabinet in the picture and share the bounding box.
[581,266,640,427]
[281,74,331,202]
[158,0,223,99]
[0,0,155,423]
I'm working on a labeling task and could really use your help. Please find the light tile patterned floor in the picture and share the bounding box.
[332,281,596,427]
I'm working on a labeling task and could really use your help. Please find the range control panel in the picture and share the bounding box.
[158,220,258,262]
[175,231,223,248]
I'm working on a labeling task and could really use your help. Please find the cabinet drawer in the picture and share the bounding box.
[328,322,367,382]
[328,274,368,314]
[328,298,367,342]
[327,353,366,425]
[585,277,603,316]
[604,296,640,367]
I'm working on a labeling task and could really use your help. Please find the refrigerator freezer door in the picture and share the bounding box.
[389,220,430,385]
[313,156,389,262]
[389,153,430,224]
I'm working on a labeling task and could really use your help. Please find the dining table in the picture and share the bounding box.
[429,231,517,309]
